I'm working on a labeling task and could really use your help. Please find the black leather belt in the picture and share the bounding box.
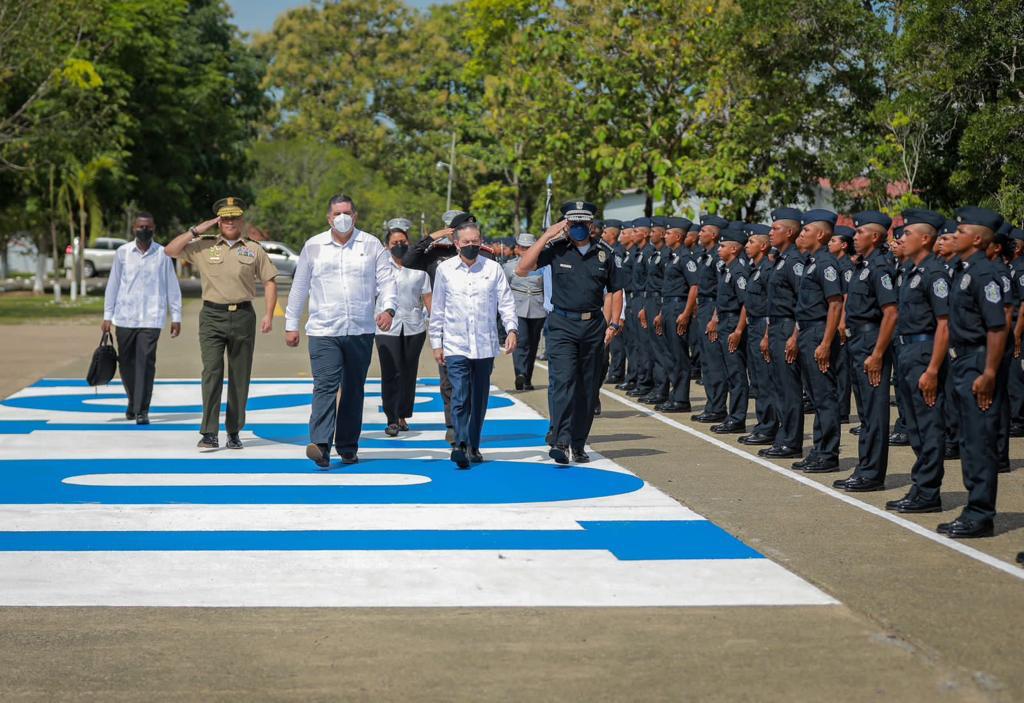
[747,315,767,324]
[949,345,986,360]
[552,306,602,321]
[203,300,253,312]
[897,334,934,345]
[846,322,880,337]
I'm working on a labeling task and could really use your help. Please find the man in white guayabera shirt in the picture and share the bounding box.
[102,212,182,425]
[285,194,397,469]
[429,212,518,469]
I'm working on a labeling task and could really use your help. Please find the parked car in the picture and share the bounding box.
[64,237,129,278]
[258,240,299,278]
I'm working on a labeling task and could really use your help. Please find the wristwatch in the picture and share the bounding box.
[609,322,621,331]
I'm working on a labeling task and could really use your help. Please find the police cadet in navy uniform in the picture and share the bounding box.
[739,224,778,445]
[617,221,640,391]
[1009,226,1024,436]
[758,208,805,459]
[937,220,962,459]
[883,208,950,512]
[602,219,627,384]
[705,224,750,433]
[686,222,704,378]
[829,226,857,426]
[638,217,671,405]
[790,209,844,472]
[516,201,623,465]
[654,216,698,412]
[627,218,654,397]
[939,206,1008,538]
[986,222,1014,474]
[832,211,898,491]
[692,214,730,423]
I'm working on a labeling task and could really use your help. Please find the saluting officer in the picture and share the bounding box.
[790,209,844,473]
[639,217,671,405]
[692,214,730,423]
[654,216,698,412]
[940,206,1008,538]
[165,197,279,449]
[832,211,898,492]
[517,201,623,465]
[758,208,805,459]
[739,224,778,446]
[884,208,950,513]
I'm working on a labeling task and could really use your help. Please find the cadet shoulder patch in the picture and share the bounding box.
[614,254,622,267]
[599,249,607,263]
[844,269,852,283]
[824,266,837,282]
[793,263,804,277]
[1019,274,1024,288]
[880,274,893,290]
[1002,275,1011,292]
[985,280,1002,303]
[737,276,747,290]
[686,260,697,273]
[932,278,949,299]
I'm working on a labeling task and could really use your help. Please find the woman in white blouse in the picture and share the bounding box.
[376,221,432,436]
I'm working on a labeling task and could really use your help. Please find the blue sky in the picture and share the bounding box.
[227,0,445,34]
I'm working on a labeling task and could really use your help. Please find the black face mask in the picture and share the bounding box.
[459,244,481,261]
[391,243,409,259]
[135,227,154,244]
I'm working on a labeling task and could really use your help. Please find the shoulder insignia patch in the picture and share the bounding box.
[844,269,852,283]
[599,249,607,263]
[880,274,893,290]
[932,278,949,299]
[775,260,785,270]
[686,260,697,273]
[985,280,1002,304]
[737,276,747,290]
[824,266,837,282]
[793,263,804,277]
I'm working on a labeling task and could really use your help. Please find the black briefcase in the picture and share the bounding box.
[86,331,119,386]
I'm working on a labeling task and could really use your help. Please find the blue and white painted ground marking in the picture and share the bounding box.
[0,378,835,607]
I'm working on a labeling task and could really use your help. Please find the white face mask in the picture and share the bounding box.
[332,213,354,234]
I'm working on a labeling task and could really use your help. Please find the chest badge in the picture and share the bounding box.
[598,249,607,263]
[960,274,971,290]
[859,268,870,281]
[208,245,223,263]
[909,274,921,288]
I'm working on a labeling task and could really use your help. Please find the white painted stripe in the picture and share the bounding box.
[536,362,1024,582]
[62,473,431,487]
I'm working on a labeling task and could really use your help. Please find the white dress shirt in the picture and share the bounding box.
[429,255,518,359]
[285,229,398,336]
[375,260,431,336]
[103,241,182,329]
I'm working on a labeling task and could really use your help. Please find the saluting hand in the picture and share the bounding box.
[194,217,221,236]
[542,221,568,241]
[429,227,454,241]
[972,370,996,411]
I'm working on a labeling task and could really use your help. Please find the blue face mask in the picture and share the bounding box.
[569,223,591,241]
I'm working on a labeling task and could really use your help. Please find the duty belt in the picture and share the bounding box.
[203,300,252,312]
[552,306,602,321]
[846,322,879,337]
[747,315,768,324]
[897,334,934,345]
[949,345,986,360]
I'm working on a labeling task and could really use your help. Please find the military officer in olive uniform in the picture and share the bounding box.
[165,197,279,449]
[939,206,1008,538]
[832,211,898,492]
[516,201,623,465]
[654,216,698,412]
[739,224,778,445]
[884,208,950,513]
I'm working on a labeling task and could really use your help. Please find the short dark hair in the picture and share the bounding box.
[386,230,408,245]
[328,194,356,212]
[134,211,155,222]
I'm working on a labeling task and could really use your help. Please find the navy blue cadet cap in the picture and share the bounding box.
[747,223,771,236]
[800,209,837,226]
[688,222,701,232]
[632,217,653,229]
[771,207,803,223]
[700,214,729,229]
[1011,227,1024,242]
[603,219,623,229]
[940,219,958,235]
[449,212,477,230]
[955,206,1003,232]
[650,216,669,228]
[901,208,945,230]
[853,210,892,231]
[666,216,692,231]
[832,226,855,248]
[720,226,748,245]
[892,226,905,240]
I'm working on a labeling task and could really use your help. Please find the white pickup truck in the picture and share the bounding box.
[64,237,129,278]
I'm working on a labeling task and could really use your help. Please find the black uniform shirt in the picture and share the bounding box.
[620,244,636,293]
[796,249,843,323]
[948,250,1007,347]
[661,246,699,298]
[767,245,802,319]
[537,239,623,312]
[697,246,721,300]
[645,244,668,294]
[744,258,772,318]
[845,248,898,326]
[897,254,949,336]
[835,255,854,294]
[632,244,653,292]
[716,259,749,314]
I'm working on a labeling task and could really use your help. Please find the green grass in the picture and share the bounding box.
[0,294,105,321]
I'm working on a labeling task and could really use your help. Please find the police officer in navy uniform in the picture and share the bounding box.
[939,206,1008,538]
[829,226,857,426]
[639,217,671,405]
[739,224,778,445]
[686,222,704,377]
[616,221,640,391]
[986,222,1014,474]
[602,219,627,384]
[884,208,950,513]
[937,221,962,459]
[1009,226,1024,437]
[654,216,699,412]
[692,214,730,422]
[758,208,805,459]
[705,224,750,433]
[627,219,654,397]
[517,201,623,465]
[790,209,845,473]
[832,211,898,491]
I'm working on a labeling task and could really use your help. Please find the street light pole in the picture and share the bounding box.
[436,131,456,212]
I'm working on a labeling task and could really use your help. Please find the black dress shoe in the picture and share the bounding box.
[125,409,136,420]
[943,443,960,459]
[658,401,692,413]
[998,462,1011,474]
[571,447,591,463]
[615,381,636,391]
[643,396,668,406]
[135,414,150,426]
[339,451,358,465]
[626,388,647,397]
[889,431,910,446]
[306,443,331,470]
[398,418,409,431]
[710,421,746,434]
[802,400,815,414]
[802,458,841,473]
[691,412,726,423]
[839,416,850,424]
[738,432,774,446]
[549,445,570,465]
[226,433,243,450]
[849,425,862,436]
[758,445,802,458]
[695,378,704,386]
[384,423,400,437]
[938,517,994,539]
[197,433,219,449]
[469,448,484,464]
[451,444,470,469]
[523,384,535,391]
[790,455,816,470]
[885,494,941,513]
[1016,552,1024,566]
[594,401,602,417]
[832,475,885,492]
[1010,422,1024,438]
[514,375,525,391]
